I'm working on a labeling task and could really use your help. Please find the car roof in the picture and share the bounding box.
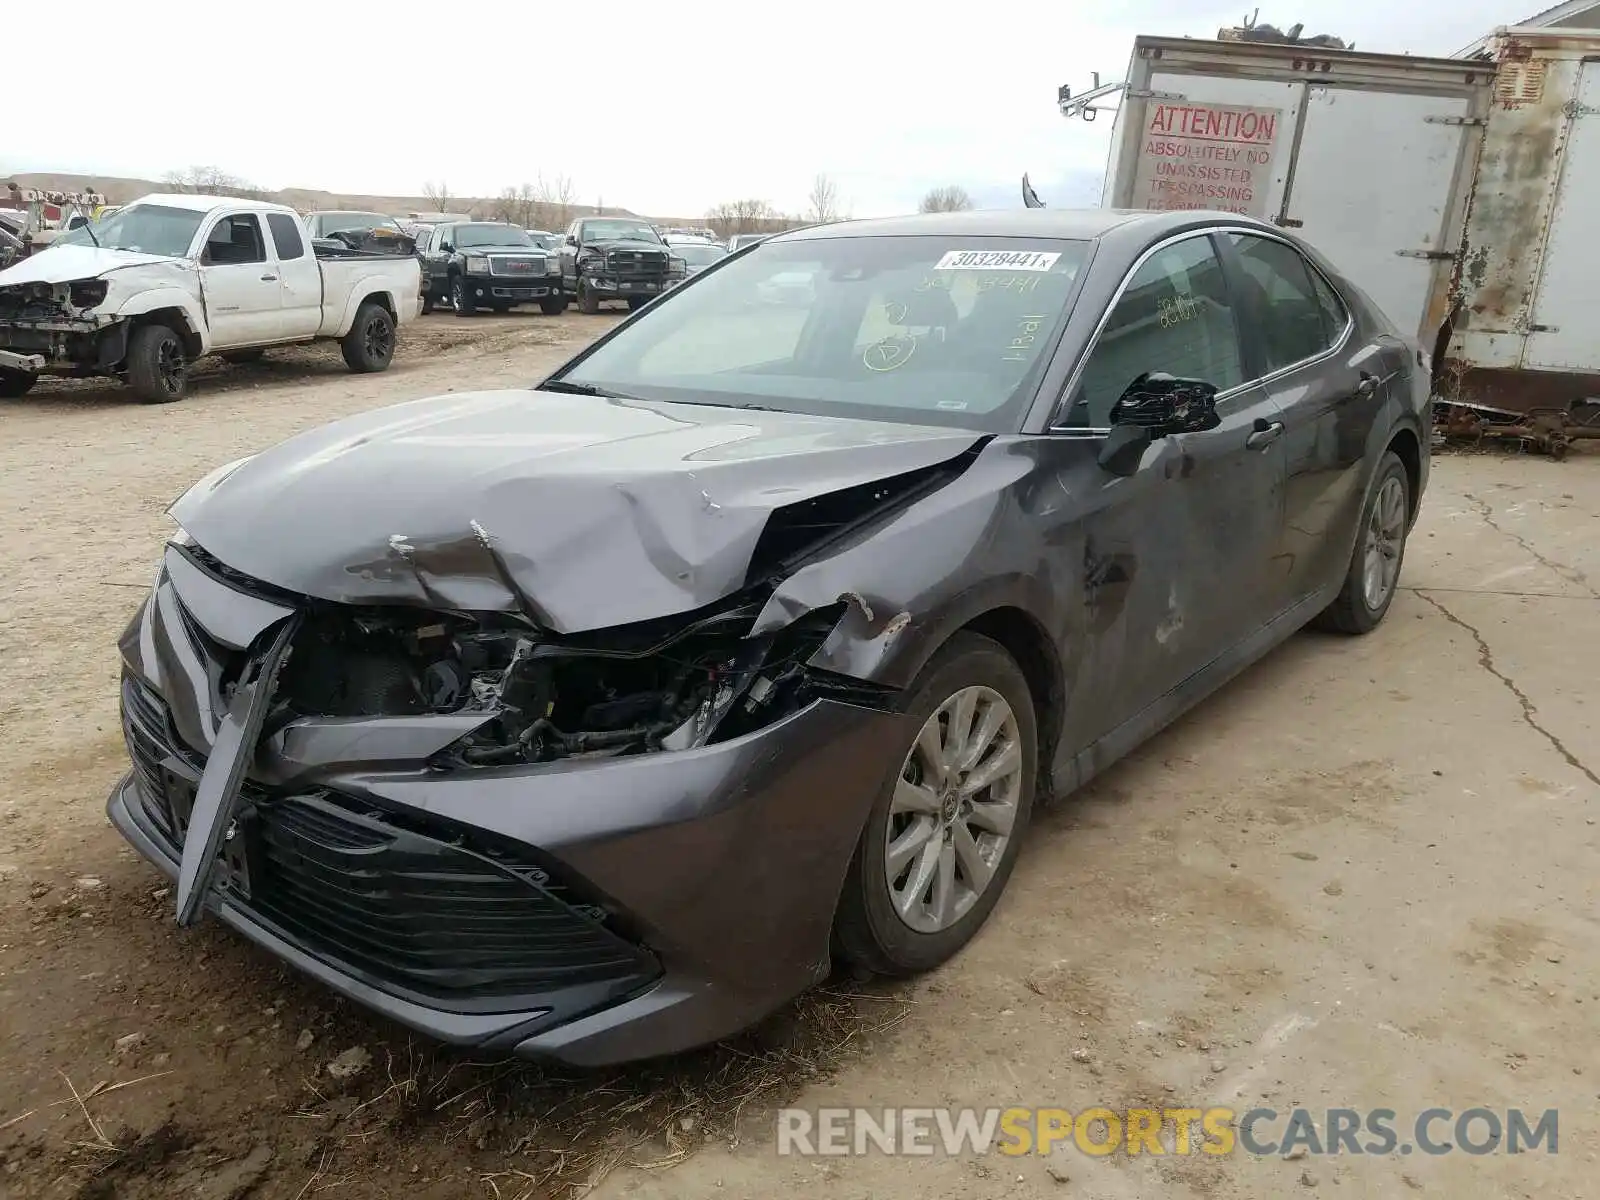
[129,193,296,216]
[774,208,1276,244]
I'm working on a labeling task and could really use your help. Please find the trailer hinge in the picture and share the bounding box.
[1425,115,1486,126]
[1396,249,1456,260]
[1562,99,1599,118]
[1272,216,1305,229]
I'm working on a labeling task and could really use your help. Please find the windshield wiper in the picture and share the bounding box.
[540,379,636,399]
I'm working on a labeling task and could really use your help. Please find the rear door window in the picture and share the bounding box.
[1225,233,1345,373]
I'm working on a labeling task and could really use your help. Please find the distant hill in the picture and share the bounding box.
[3,171,637,224]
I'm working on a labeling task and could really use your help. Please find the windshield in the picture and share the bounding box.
[53,203,205,255]
[556,235,1089,432]
[316,212,401,236]
[454,224,535,248]
[674,243,727,267]
[583,220,662,244]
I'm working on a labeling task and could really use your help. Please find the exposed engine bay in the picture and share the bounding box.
[274,599,855,767]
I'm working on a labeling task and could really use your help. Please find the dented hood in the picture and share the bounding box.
[170,389,981,633]
[0,243,181,287]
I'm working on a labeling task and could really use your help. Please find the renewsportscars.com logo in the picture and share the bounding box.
[776,1106,1559,1158]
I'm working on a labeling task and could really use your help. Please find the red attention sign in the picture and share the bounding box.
[1130,102,1282,218]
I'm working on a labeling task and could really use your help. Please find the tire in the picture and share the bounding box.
[577,282,601,314]
[1313,450,1411,635]
[420,290,435,315]
[220,349,264,364]
[451,275,475,317]
[341,301,396,373]
[833,632,1038,977]
[539,296,568,315]
[0,368,36,398]
[125,323,188,403]
[626,297,648,312]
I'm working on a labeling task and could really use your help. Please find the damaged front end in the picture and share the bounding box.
[0,276,124,377]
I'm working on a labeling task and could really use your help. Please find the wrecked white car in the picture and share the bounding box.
[0,194,420,402]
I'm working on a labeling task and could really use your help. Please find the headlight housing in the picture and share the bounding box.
[668,257,687,279]
[465,256,491,274]
[68,278,109,308]
[545,257,561,275]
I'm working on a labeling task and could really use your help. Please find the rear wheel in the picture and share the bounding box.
[126,324,188,403]
[451,275,475,317]
[833,632,1037,976]
[1313,450,1411,634]
[341,301,396,373]
[539,296,567,315]
[0,368,36,398]
[577,281,601,314]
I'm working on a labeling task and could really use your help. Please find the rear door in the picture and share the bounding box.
[1524,61,1600,372]
[1059,230,1289,736]
[197,211,282,346]
[265,213,321,339]
[1220,231,1391,603]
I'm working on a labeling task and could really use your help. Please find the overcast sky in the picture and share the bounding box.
[6,0,1524,217]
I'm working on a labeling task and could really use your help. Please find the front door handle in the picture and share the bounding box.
[1246,418,1285,450]
[1353,371,1378,399]
[259,273,278,282]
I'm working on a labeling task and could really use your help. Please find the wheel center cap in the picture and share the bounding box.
[940,790,959,823]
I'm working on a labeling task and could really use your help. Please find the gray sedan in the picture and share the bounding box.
[108,208,1427,1065]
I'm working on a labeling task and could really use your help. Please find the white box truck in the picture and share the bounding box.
[1066,26,1600,424]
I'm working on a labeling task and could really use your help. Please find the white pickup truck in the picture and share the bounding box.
[0,193,421,402]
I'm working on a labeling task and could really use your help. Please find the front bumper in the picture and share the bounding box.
[459,273,562,303]
[583,275,671,295]
[109,553,903,1065]
[0,317,126,376]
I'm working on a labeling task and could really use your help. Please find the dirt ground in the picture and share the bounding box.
[1,317,1596,1200]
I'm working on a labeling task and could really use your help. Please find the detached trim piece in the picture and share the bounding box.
[175,615,300,926]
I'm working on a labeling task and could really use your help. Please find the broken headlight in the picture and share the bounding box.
[274,600,850,769]
[68,279,108,308]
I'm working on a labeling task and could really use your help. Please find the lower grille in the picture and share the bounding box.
[247,794,657,1000]
[119,673,659,1007]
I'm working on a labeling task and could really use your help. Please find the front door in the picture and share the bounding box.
[1055,231,1288,742]
[197,213,282,346]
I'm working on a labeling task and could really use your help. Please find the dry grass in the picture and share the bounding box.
[284,981,912,1198]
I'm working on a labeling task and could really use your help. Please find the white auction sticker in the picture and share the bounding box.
[933,249,1061,272]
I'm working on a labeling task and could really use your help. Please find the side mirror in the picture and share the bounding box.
[439,242,453,253]
[566,234,579,246]
[1096,373,1220,477]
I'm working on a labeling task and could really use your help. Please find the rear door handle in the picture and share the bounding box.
[1246,418,1284,450]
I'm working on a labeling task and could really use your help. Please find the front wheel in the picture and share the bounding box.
[1313,450,1411,634]
[420,289,435,315]
[341,301,396,373]
[833,632,1037,977]
[451,275,475,317]
[0,368,37,398]
[577,282,601,314]
[126,323,188,403]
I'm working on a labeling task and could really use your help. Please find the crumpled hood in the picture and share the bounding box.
[584,238,670,254]
[169,389,982,633]
[0,243,180,287]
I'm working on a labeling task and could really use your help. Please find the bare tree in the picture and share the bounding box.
[494,183,538,227]
[919,184,973,213]
[705,198,780,239]
[531,172,577,230]
[162,166,264,199]
[805,173,841,224]
[422,180,453,211]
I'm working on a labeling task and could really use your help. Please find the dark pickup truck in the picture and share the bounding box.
[560,218,683,313]
[418,222,567,316]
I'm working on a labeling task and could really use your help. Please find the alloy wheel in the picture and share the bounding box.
[885,685,1023,934]
[1362,475,1406,610]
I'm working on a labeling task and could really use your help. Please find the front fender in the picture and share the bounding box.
[114,287,208,353]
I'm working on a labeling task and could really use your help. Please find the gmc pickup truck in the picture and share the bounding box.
[0,194,420,402]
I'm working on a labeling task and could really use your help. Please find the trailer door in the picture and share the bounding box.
[1278,87,1477,341]
[1523,61,1600,373]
